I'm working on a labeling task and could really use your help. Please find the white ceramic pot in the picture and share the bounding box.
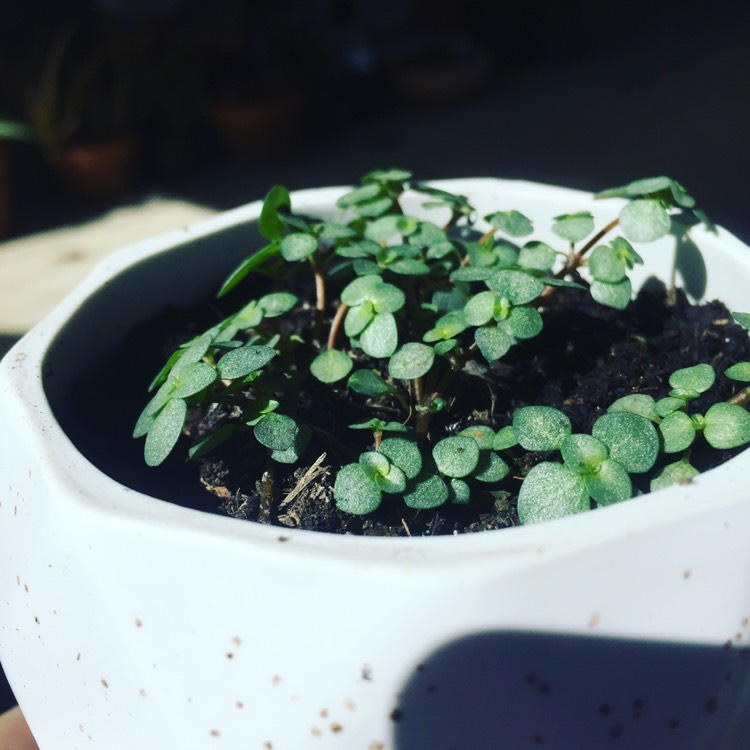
[2,179,750,750]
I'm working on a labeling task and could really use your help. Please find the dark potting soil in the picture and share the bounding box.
[129,281,749,538]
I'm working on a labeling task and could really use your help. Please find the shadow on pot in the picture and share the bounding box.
[394,631,750,749]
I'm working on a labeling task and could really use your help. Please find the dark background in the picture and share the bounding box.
[1,0,749,715]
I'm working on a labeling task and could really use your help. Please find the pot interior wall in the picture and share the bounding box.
[42,219,263,509]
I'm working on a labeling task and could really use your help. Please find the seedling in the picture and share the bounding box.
[135,172,750,526]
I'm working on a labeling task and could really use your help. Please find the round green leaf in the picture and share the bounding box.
[485,209,534,237]
[377,463,407,494]
[451,267,494,282]
[590,278,632,309]
[423,312,466,342]
[360,312,399,358]
[655,396,688,418]
[347,369,394,397]
[733,312,750,330]
[458,425,496,450]
[334,463,382,515]
[518,241,557,272]
[669,364,715,394]
[588,245,626,283]
[475,325,512,362]
[650,460,700,492]
[561,434,608,474]
[517,462,589,524]
[388,342,435,380]
[378,437,423,480]
[703,403,750,449]
[659,411,697,453]
[403,473,449,509]
[217,345,276,380]
[370,282,406,313]
[432,436,480,478]
[463,291,497,327]
[344,302,375,338]
[310,349,353,383]
[473,452,509,483]
[552,212,595,244]
[592,412,659,473]
[359,450,391,476]
[619,199,671,243]
[253,413,298,451]
[171,362,217,399]
[492,425,518,450]
[608,394,658,422]
[488,270,545,305]
[584,458,632,506]
[144,398,188,467]
[259,185,291,241]
[341,274,382,306]
[336,182,382,208]
[725,362,750,382]
[504,305,543,340]
[280,232,318,261]
[258,292,298,317]
[449,478,472,504]
[513,406,571,451]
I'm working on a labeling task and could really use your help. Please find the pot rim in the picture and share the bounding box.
[3,177,750,566]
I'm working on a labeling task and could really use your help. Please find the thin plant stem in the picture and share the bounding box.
[327,303,349,350]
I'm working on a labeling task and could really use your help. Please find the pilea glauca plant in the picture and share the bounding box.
[134,171,750,527]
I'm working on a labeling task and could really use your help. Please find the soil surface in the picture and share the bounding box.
[155,282,750,537]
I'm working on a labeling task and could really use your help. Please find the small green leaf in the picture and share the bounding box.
[403,472,449,509]
[376,463,407,494]
[253,413,298,451]
[144,398,188,467]
[561,434,608,474]
[655,396,688,418]
[485,210,534,237]
[188,424,236,460]
[355,196,394,217]
[659,411,697,453]
[259,185,291,241]
[310,349,353,383]
[590,278,632,309]
[725,362,750,382]
[703,403,750,449]
[517,462,589,524]
[475,325,512,362]
[359,450,391,477]
[334,463,382,514]
[650,459,700,492]
[217,345,276,380]
[504,305,543,340]
[588,245,626,283]
[280,232,318,262]
[451,267,494,282]
[230,300,264,330]
[592,412,659,473]
[423,312,466,342]
[518,241,557,272]
[488,270,545,305]
[732,312,750,330]
[619,199,671,243]
[448,478,471,504]
[608,394,658,421]
[669,364,715,394]
[388,342,435,379]
[171,362,217,399]
[258,292,298,317]
[378,437,423,479]
[337,182,383,208]
[369,282,406,313]
[463,291,497,327]
[473,452,509,483]
[360,312,398,358]
[344,302,375,337]
[433,436,480,478]
[347,369,395,397]
[218,242,280,297]
[552,212,595,244]
[341,275,382,306]
[513,406,571,451]
[492,425,518,450]
[584,458,632,506]
[458,425,496,450]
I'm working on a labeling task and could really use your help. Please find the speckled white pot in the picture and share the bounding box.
[2,180,750,750]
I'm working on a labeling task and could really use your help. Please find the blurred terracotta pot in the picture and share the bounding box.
[50,134,137,202]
